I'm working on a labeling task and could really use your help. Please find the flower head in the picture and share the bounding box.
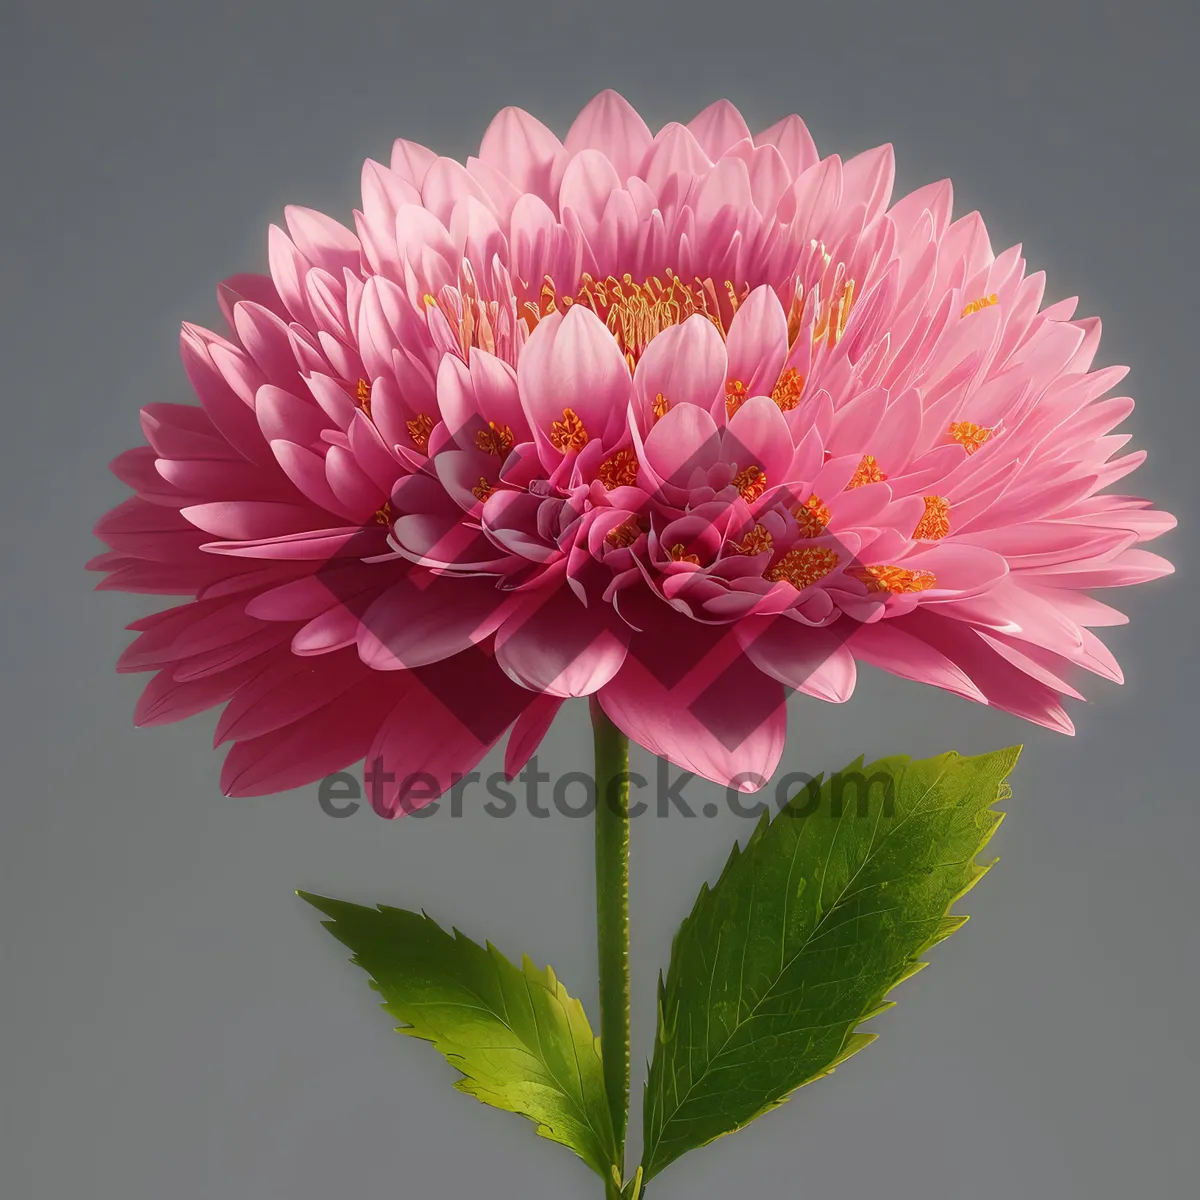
[91,91,1175,810]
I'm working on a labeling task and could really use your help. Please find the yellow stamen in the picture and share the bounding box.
[851,564,937,594]
[668,543,701,565]
[913,495,951,541]
[731,524,774,555]
[787,248,857,349]
[771,367,805,412]
[406,413,434,453]
[653,392,670,420]
[549,407,589,452]
[961,293,998,317]
[733,464,768,503]
[725,378,748,418]
[766,546,840,590]
[355,378,372,419]
[948,421,993,455]
[471,476,495,503]
[373,500,393,527]
[846,454,887,489]
[597,448,639,490]
[605,518,642,548]
[793,494,830,537]
[474,421,514,458]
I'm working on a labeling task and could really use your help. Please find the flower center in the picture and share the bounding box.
[793,494,830,536]
[406,413,434,452]
[846,454,887,489]
[549,407,589,451]
[766,546,840,590]
[913,495,950,540]
[668,543,701,565]
[850,564,937,594]
[605,518,643,548]
[529,271,745,369]
[731,524,774,555]
[597,448,639,490]
[948,421,993,455]
[733,465,768,503]
[475,422,514,457]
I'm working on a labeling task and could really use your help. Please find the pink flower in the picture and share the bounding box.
[91,91,1175,810]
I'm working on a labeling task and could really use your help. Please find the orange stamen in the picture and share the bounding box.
[474,421,514,458]
[355,378,372,419]
[597,448,639,490]
[846,454,887,489]
[913,495,950,541]
[851,565,937,594]
[948,421,994,455]
[549,407,589,452]
[731,524,774,555]
[406,413,434,453]
[771,367,805,411]
[733,464,768,503]
[961,293,998,317]
[793,494,830,537]
[725,378,748,418]
[605,518,642,548]
[766,546,840,590]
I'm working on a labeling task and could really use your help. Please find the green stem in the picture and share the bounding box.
[590,696,631,1194]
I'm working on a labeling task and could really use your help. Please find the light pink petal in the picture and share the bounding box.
[517,306,631,453]
[565,90,653,182]
[284,205,360,276]
[642,401,721,485]
[687,99,752,160]
[479,105,567,200]
[848,621,987,702]
[558,149,623,244]
[633,314,727,417]
[754,114,819,178]
[724,285,789,397]
[724,396,794,485]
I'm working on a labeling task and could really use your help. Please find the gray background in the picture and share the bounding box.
[3,1,1195,1196]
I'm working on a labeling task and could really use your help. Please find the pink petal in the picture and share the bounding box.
[357,574,519,670]
[495,586,630,697]
[565,90,654,182]
[687,99,752,159]
[479,105,566,200]
[504,693,564,779]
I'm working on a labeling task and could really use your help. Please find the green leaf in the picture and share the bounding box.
[641,746,1019,1181]
[299,894,618,1180]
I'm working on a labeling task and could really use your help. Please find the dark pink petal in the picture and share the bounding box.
[357,574,520,670]
[220,678,400,796]
[365,652,535,815]
[504,693,564,779]
[495,586,630,697]
[736,617,857,702]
